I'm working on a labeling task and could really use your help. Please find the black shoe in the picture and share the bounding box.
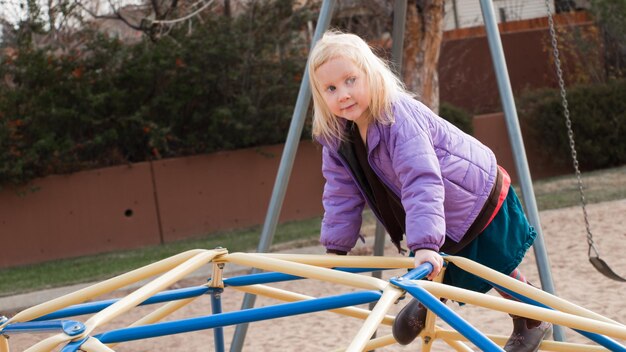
[392,299,427,345]
[504,316,553,352]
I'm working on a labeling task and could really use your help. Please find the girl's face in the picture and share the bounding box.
[315,56,371,127]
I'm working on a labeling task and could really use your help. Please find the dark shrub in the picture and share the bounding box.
[440,101,473,134]
[518,79,626,171]
[0,0,313,187]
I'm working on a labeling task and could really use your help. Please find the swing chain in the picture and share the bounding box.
[543,0,598,257]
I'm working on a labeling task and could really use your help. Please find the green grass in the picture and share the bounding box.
[530,165,626,211]
[0,216,323,297]
[1,165,624,297]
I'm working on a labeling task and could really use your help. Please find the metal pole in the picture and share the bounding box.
[452,0,460,29]
[367,6,406,345]
[370,0,407,294]
[368,223,385,345]
[370,0,408,272]
[229,1,336,351]
[478,0,565,341]
[390,0,407,75]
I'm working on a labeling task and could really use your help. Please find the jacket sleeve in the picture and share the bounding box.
[389,114,446,252]
[320,146,365,253]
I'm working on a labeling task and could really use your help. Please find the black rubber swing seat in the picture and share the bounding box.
[589,256,626,282]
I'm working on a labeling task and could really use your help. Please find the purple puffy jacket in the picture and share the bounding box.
[318,94,497,253]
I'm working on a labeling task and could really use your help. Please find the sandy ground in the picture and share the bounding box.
[6,199,626,351]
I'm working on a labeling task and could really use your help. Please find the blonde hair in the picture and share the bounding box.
[308,30,409,143]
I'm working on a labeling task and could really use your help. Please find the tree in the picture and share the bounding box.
[0,0,225,43]
[330,0,444,112]
[591,0,626,79]
[402,0,445,114]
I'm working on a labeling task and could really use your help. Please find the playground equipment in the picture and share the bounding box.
[1,248,624,351]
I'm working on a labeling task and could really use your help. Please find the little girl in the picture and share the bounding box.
[308,30,552,351]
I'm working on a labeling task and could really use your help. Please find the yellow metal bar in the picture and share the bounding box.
[356,334,397,350]
[22,250,225,352]
[346,286,403,352]
[106,296,199,349]
[232,284,395,325]
[445,256,623,325]
[224,253,387,291]
[446,341,474,352]
[420,311,439,352]
[210,262,225,288]
[6,249,214,326]
[421,338,434,352]
[0,336,8,352]
[420,264,447,349]
[437,329,508,348]
[81,337,116,352]
[334,330,474,352]
[419,281,626,339]
[24,332,70,352]
[82,250,224,335]
[437,330,474,352]
[436,329,610,351]
[247,253,413,269]
[127,297,197,327]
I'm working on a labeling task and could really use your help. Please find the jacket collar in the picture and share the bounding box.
[316,118,382,155]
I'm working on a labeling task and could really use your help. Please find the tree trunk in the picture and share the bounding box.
[224,0,231,17]
[402,0,444,114]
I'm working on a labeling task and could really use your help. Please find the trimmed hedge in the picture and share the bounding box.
[518,79,626,170]
[0,0,312,187]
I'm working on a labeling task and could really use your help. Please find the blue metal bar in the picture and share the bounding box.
[1,320,85,337]
[34,286,211,321]
[29,268,383,322]
[224,271,302,286]
[391,276,503,352]
[491,283,626,352]
[95,290,380,344]
[400,263,433,281]
[224,267,384,287]
[211,290,226,352]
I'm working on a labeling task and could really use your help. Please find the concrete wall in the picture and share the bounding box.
[0,141,324,268]
[473,112,570,184]
[0,163,162,268]
[152,143,325,243]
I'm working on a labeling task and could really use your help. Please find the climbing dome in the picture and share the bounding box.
[1,248,625,351]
